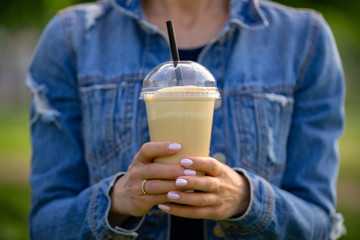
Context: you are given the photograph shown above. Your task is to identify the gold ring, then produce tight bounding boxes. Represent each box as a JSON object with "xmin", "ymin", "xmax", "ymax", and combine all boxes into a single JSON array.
[{"xmin": 141, "ymin": 179, "xmax": 148, "ymax": 195}]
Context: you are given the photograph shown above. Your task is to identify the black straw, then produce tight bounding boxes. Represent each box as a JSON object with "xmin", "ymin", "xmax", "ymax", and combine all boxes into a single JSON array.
[
  {"xmin": 166, "ymin": 20, "xmax": 182, "ymax": 84},
  {"xmin": 166, "ymin": 20, "xmax": 180, "ymax": 64}
]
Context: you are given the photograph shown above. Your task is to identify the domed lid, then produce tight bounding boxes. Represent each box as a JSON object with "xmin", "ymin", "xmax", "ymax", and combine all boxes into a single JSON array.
[{"xmin": 140, "ymin": 61, "xmax": 220, "ymax": 99}]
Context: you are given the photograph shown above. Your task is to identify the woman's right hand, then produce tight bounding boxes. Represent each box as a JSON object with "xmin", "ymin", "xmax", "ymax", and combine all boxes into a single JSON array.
[{"xmin": 109, "ymin": 142, "xmax": 187, "ymax": 226}]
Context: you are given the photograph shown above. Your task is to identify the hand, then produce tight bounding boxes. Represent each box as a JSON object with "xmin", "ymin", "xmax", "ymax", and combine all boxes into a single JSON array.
[
  {"xmin": 109, "ymin": 142, "xmax": 187, "ymax": 226},
  {"xmin": 157, "ymin": 157, "xmax": 250, "ymax": 220}
]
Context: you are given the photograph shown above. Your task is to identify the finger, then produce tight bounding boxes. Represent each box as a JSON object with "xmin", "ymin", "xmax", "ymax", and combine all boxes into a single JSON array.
[
  {"xmin": 180, "ymin": 157, "xmax": 223, "ymax": 177},
  {"xmin": 141, "ymin": 162, "xmax": 187, "ymax": 180},
  {"xmin": 175, "ymin": 176, "xmax": 219, "ymax": 192},
  {"xmin": 135, "ymin": 142, "xmax": 181, "ymax": 163},
  {"xmin": 142, "ymin": 179, "xmax": 177, "ymax": 194},
  {"xmin": 166, "ymin": 191, "xmax": 219, "ymax": 207},
  {"xmin": 158, "ymin": 203, "xmax": 222, "ymax": 220},
  {"xmin": 140, "ymin": 194, "xmax": 170, "ymax": 209},
  {"xmin": 111, "ymin": 176, "xmax": 170, "ymax": 216}
]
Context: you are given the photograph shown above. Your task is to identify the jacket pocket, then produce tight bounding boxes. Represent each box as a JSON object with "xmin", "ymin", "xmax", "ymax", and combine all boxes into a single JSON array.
[
  {"xmin": 228, "ymin": 91, "xmax": 294, "ymax": 184},
  {"xmin": 80, "ymin": 81, "xmax": 136, "ymax": 167}
]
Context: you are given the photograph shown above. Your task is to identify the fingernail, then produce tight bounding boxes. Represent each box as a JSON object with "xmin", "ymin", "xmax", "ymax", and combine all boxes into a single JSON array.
[
  {"xmin": 158, "ymin": 204, "xmax": 170, "ymax": 211},
  {"xmin": 184, "ymin": 169, "xmax": 196, "ymax": 176},
  {"xmin": 168, "ymin": 143, "xmax": 181, "ymax": 151},
  {"xmin": 168, "ymin": 191, "xmax": 180, "ymax": 200},
  {"xmin": 176, "ymin": 178, "xmax": 188, "ymax": 187},
  {"xmin": 180, "ymin": 158, "xmax": 193, "ymax": 167}
]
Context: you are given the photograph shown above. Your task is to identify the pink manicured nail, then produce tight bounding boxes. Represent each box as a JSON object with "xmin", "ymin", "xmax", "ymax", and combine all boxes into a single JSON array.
[
  {"xmin": 180, "ymin": 158, "xmax": 193, "ymax": 167},
  {"xmin": 168, "ymin": 143, "xmax": 181, "ymax": 151},
  {"xmin": 184, "ymin": 169, "xmax": 196, "ymax": 176},
  {"xmin": 168, "ymin": 191, "xmax": 180, "ymax": 200},
  {"xmin": 158, "ymin": 204, "xmax": 170, "ymax": 211},
  {"xmin": 176, "ymin": 179, "xmax": 188, "ymax": 187}
]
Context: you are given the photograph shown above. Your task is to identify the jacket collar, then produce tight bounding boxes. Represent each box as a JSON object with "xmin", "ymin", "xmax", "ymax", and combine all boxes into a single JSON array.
[
  {"xmin": 229, "ymin": 0, "xmax": 269, "ymax": 29},
  {"xmin": 111, "ymin": 0, "xmax": 269, "ymax": 30}
]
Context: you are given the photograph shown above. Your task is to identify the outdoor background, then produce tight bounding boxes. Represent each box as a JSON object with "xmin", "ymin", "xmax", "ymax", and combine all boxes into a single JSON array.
[{"xmin": 0, "ymin": 0, "xmax": 359, "ymax": 239}]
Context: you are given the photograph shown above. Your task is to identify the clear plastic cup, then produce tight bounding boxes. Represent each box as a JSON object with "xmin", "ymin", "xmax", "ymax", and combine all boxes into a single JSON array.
[{"xmin": 140, "ymin": 61, "xmax": 220, "ymax": 164}]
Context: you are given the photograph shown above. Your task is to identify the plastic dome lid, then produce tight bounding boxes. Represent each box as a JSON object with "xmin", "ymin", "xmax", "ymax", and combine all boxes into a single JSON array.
[{"xmin": 140, "ymin": 61, "xmax": 220, "ymax": 99}]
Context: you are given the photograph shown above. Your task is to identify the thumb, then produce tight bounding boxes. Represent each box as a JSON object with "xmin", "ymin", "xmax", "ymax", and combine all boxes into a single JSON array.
[{"xmin": 135, "ymin": 142, "xmax": 181, "ymax": 164}]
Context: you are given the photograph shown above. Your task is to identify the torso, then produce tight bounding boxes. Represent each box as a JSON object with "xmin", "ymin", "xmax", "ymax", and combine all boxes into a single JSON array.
[{"xmin": 62, "ymin": 0, "xmax": 323, "ymax": 237}]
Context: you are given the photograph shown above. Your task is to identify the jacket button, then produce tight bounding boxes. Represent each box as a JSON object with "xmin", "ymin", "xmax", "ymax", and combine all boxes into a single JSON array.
[
  {"xmin": 213, "ymin": 223, "xmax": 225, "ymax": 238},
  {"xmin": 212, "ymin": 152, "xmax": 227, "ymax": 164},
  {"xmin": 214, "ymin": 98, "xmax": 222, "ymax": 110}
]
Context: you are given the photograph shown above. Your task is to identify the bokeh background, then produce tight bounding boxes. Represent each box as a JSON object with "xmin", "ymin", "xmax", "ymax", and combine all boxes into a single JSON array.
[{"xmin": 0, "ymin": 0, "xmax": 359, "ymax": 239}]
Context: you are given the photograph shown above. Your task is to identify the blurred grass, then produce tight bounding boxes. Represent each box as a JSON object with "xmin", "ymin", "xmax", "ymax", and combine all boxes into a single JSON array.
[
  {"xmin": 0, "ymin": 109, "xmax": 30, "ymax": 185},
  {"xmin": 0, "ymin": 102, "xmax": 359, "ymax": 239},
  {"xmin": 0, "ymin": 184, "xmax": 30, "ymax": 240},
  {"xmin": 0, "ymin": 110, "xmax": 30, "ymax": 154}
]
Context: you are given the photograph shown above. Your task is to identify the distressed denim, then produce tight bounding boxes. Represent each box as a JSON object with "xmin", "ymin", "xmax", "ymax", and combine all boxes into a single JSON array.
[{"xmin": 26, "ymin": 0, "xmax": 346, "ymax": 239}]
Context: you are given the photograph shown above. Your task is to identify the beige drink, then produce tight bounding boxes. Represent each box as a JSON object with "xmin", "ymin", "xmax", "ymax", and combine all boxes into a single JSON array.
[
  {"xmin": 140, "ymin": 61, "xmax": 220, "ymax": 164},
  {"xmin": 144, "ymin": 86, "xmax": 217, "ymax": 163}
]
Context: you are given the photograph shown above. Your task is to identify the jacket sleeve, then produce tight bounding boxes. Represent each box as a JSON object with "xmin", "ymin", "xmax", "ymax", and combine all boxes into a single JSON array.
[
  {"xmin": 27, "ymin": 13, "xmax": 142, "ymax": 240},
  {"xmin": 217, "ymin": 14, "xmax": 345, "ymax": 240}
]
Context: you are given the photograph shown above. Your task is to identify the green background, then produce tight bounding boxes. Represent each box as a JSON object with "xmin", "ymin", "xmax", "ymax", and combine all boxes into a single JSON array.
[{"xmin": 0, "ymin": 0, "xmax": 359, "ymax": 239}]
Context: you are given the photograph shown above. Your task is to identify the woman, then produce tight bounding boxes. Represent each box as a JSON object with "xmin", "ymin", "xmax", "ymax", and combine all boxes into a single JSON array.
[{"xmin": 27, "ymin": 0, "xmax": 345, "ymax": 239}]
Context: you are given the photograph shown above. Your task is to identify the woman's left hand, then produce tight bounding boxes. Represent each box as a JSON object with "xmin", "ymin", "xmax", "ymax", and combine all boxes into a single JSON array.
[{"xmin": 157, "ymin": 157, "xmax": 250, "ymax": 220}]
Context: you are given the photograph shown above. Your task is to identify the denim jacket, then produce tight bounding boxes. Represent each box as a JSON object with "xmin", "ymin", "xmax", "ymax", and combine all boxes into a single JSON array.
[{"xmin": 26, "ymin": 0, "xmax": 346, "ymax": 239}]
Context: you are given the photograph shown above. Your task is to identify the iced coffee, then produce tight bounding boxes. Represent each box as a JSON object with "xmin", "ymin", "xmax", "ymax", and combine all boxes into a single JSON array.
[{"xmin": 140, "ymin": 61, "xmax": 220, "ymax": 164}]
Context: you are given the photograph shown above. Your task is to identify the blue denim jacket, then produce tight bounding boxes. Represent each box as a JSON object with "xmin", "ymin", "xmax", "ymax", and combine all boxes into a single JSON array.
[{"xmin": 26, "ymin": 0, "xmax": 346, "ymax": 239}]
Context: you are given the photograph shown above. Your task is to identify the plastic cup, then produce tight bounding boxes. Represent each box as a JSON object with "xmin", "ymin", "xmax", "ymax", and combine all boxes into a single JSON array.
[{"xmin": 140, "ymin": 61, "xmax": 220, "ymax": 164}]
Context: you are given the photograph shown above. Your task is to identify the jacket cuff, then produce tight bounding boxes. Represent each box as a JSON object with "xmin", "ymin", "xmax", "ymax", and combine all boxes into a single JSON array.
[
  {"xmin": 218, "ymin": 168, "xmax": 274, "ymax": 236},
  {"xmin": 88, "ymin": 172, "xmax": 145, "ymax": 240}
]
